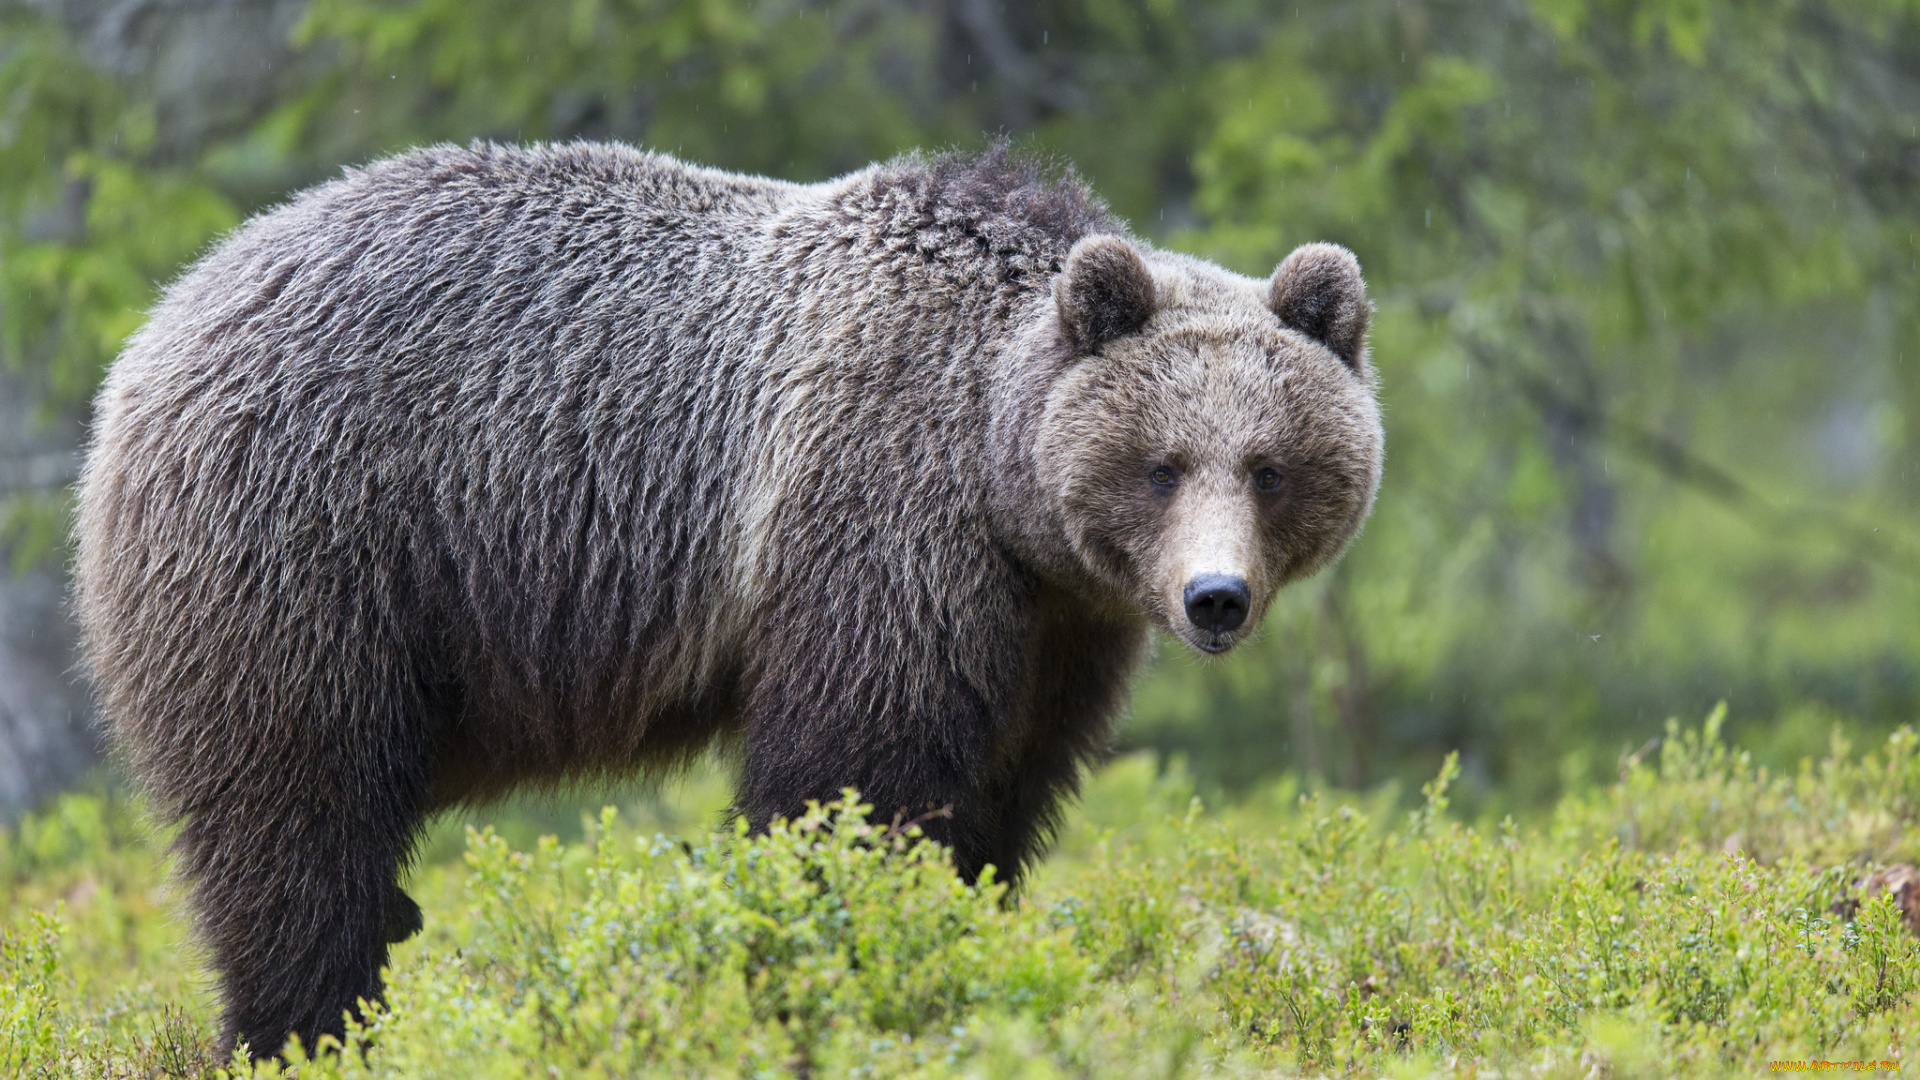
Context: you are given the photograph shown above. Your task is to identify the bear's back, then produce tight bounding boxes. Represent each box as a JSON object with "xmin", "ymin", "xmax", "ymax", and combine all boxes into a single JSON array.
[
  {"xmin": 135, "ymin": 141, "xmax": 795, "ymax": 365},
  {"xmin": 365, "ymin": 141, "xmax": 802, "ymax": 217}
]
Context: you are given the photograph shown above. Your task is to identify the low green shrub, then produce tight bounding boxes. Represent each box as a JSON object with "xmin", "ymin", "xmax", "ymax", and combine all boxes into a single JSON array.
[
  {"xmin": 305, "ymin": 800, "xmax": 1091, "ymax": 1077},
  {"xmin": 9, "ymin": 711, "xmax": 1920, "ymax": 1077}
]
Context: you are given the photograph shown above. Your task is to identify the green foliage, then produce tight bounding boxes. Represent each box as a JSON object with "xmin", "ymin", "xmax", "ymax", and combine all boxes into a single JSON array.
[
  {"xmin": 6, "ymin": 0, "xmax": 1920, "ymax": 801},
  {"xmin": 0, "ymin": 13, "xmax": 237, "ymax": 400},
  {"xmin": 0, "ymin": 790, "xmax": 224, "ymax": 1079},
  {"xmin": 11, "ymin": 4, "xmax": 1920, "ymax": 1069},
  {"xmin": 284, "ymin": 0, "xmax": 932, "ymax": 178},
  {"xmin": 1129, "ymin": 0, "xmax": 1920, "ymax": 802},
  {"xmin": 252, "ymin": 0, "xmax": 1225, "ymax": 203},
  {"xmin": 0, "ymin": 9, "xmax": 239, "ymax": 573},
  {"xmin": 13, "ymin": 721, "xmax": 1920, "ymax": 1075},
  {"xmin": 281, "ymin": 800, "xmax": 1087, "ymax": 1076},
  {"xmin": 1, "ymin": 912, "xmax": 63, "ymax": 1078}
]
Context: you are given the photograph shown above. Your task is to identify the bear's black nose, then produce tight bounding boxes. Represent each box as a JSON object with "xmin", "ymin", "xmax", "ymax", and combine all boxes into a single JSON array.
[{"xmin": 1183, "ymin": 574, "xmax": 1250, "ymax": 635}]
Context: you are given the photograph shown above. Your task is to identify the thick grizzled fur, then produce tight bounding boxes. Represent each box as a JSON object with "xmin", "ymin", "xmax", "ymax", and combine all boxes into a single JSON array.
[{"xmin": 73, "ymin": 141, "xmax": 1383, "ymax": 1057}]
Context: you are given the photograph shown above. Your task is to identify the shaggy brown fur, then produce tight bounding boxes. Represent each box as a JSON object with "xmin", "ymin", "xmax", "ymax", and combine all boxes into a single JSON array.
[{"xmin": 72, "ymin": 141, "xmax": 1383, "ymax": 1057}]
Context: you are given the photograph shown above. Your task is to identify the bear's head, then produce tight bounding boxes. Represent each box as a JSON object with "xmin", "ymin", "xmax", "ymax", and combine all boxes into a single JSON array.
[{"xmin": 1030, "ymin": 235, "xmax": 1383, "ymax": 655}]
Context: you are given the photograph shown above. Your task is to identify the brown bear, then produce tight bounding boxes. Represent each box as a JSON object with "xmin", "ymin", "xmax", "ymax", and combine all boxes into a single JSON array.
[{"xmin": 72, "ymin": 142, "xmax": 1383, "ymax": 1057}]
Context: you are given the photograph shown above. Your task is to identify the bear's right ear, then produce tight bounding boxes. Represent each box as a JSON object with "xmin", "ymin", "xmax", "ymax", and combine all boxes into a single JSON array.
[
  {"xmin": 1269, "ymin": 243, "xmax": 1370, "ymax": 371},
  {"xmin": 1055, "ymin": 235, "xmax": 1156, "ymax": 352}
]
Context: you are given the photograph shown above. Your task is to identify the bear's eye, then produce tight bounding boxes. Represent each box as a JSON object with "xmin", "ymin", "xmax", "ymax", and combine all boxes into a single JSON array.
[
  {"xmin": 1149, "ymin": 464, "xmax": 1181, "ymax": 490},
  {"xmin": 1255, "ymin": 467, "xmax": 1283, "ymax": 494}
]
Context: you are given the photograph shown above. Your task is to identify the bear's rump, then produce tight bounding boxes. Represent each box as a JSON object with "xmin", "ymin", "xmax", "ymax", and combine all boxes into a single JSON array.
[{"xmin": 79, "ymin": 315, "xmax": 755, "ymax": 818}]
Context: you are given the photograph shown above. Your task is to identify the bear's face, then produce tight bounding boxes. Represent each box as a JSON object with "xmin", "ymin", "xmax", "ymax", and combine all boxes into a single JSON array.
[{"xmin": 1035, "ymin": 237, "xmax": 1383, "ymax": 654}]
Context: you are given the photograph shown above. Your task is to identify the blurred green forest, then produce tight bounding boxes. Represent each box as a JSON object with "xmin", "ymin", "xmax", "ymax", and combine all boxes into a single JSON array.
[{"xmin": 4, "ymin": 0, "xmax": 1919, "ymax": 812}]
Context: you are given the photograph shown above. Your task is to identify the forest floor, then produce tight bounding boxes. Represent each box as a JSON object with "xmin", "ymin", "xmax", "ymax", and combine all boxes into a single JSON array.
[{"xmin": 6, "ymin": 707, "xmax": 1920, "ymax": 1078}]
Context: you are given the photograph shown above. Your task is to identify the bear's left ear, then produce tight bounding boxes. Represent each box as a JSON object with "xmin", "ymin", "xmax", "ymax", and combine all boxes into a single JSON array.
[
  {"xmin": 1056, "ymin": 234, "xmax": 1156, "ymax": 352},
  {"xmin": 1269, "ymin": 243, "xmax": 1370, "ymax": 371}
]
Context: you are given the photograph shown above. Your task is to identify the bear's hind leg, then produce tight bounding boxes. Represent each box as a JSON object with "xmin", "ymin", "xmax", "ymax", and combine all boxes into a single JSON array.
[
  {"xmin": 165, "ymin": 656, "xmax": 433, "ymax": 1061},
  {"xmin": 184, "ymin": 764, "xmax": 427, "ymax": 1059},
  {"xmin": 181, "ymin": 760, "xmax": 427, "ymax": 1060}
]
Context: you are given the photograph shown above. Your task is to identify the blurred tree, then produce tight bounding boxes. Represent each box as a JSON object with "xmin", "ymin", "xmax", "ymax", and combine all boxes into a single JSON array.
[
  {"xmin": 1129, "ymin": 0, "xmax": 1920, "ymax": 807},
  {"xmin": 2, "ymin": 0, "xmax": 1917, "ymax": 816},
  {"xmin": 0, "ymin": 3, "xmax": 254, "ymax": 817}
]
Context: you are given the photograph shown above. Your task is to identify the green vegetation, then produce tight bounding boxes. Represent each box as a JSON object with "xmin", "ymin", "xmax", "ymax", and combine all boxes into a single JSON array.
[
  {"xmin": 6, "ymin": 4, "xmax": 1920, "ymax": 1068},
  {"xmin": 10, "ymin": 714, "xmax": 1920, "ymax": 1076}
]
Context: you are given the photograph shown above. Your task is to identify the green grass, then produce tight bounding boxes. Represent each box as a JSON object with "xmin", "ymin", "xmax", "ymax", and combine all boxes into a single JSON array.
[{"xmin": 8, "ymin": 707, "xmax": 1920, "ymax": 1077}]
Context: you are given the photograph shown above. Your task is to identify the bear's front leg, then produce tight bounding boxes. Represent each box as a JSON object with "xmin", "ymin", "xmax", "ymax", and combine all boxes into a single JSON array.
[
  {"xmin": 737, "ymin": 553, "xmax": 1029, "ymax": 882},
  {"xmin": 975, "ymin": 604, "xmax": 1149, "ymax": 883}
]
